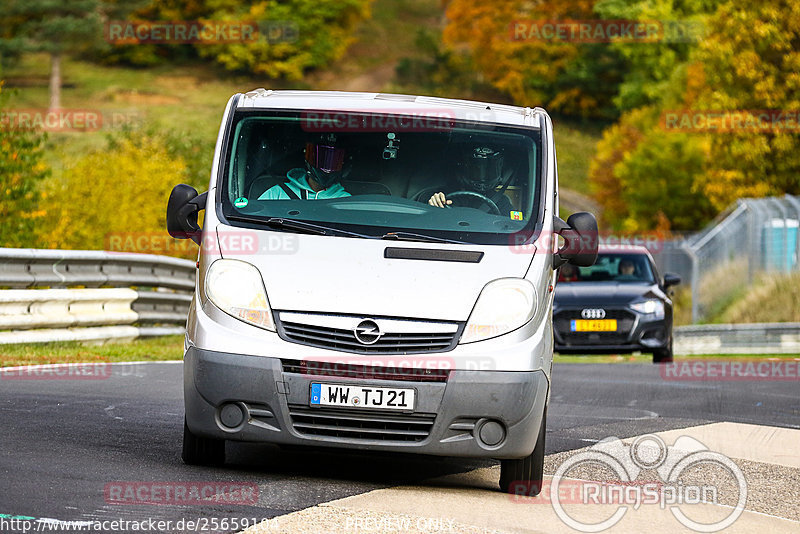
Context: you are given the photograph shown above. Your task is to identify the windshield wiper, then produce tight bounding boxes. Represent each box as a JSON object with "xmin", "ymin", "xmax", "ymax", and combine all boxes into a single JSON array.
[
  {"xmin": 227, "ymin": 215, "xmax": 371, "ymax": 239},
  {"xmin": 380, "ymin": 231, "xmax": 466, "ymax": 244}
]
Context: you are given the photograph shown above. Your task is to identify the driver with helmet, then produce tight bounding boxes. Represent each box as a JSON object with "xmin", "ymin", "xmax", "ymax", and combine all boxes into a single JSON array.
[
  {"xmin": 427, "ymin": 146, "xmax": 514, "ymax": 215},
  {"xmin": 259, "ymin": 133, "xmax": 351, "ymax": 200}
]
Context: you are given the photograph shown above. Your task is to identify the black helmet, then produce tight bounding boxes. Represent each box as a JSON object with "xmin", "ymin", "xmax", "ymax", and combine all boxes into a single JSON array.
[
  {"xmin": 304, "ymin": 134, "xmax": 349, "ymax": 189},
  {"xmin": 457, "ymin": 147, "xmax": 503, "ymax": 193}
]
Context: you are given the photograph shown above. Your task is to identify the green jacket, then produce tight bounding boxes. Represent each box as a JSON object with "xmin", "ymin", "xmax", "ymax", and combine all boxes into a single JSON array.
[{"xmin": 258, "ymin": 168, "xmax": 350, "ymax": 200}]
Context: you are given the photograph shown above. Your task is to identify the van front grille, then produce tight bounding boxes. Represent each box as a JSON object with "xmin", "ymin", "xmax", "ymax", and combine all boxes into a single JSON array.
[
  {"xmin": 275, "ymin": 312, "xmax": 461, "ymax": 354},
  {"xmin": 288, "ymin": 405, "xmax": 436, "ymax": 442}
]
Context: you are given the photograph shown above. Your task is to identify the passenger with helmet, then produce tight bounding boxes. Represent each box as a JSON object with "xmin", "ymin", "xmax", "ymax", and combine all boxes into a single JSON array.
[
  {"xmin": 427, "ymin": 146, "xmax": 514, "ymax": 216},
  {"xmin": 258, "ymin": 134, "xmax": 351, "ymax": 200}
]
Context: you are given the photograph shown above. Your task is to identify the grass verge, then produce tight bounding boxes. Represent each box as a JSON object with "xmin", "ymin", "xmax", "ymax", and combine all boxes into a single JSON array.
[{"xmin": 0, "ymin": 335, "xmax": 184, "ymax": 367}]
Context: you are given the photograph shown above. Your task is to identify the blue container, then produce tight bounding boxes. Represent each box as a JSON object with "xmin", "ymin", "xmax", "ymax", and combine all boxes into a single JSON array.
[{"xmin": 762, "ymin": 219, "xmax": 799, "ymax": 271}]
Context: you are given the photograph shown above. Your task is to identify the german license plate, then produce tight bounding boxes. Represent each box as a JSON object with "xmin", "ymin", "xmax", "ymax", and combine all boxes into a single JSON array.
[
  {"xmin": 310, "ymin": 383, "xmax": 415, "ymax": 410},
  {"xmin": 570, "ymin": 319, "xmax": 618, "ymax": 332}
]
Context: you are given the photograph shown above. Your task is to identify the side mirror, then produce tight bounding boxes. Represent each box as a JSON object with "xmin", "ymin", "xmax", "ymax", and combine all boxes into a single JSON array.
[
  {"xmin": 167, "ymin": 184, "xmax": 207, "ymax": 245},
  {"xmin": 553, "ymin": 212, "xmax": 599, "ymax": 268},
  {"xmin": 663, "ymin": 273, "xmax": 681, "ymax": 288}
]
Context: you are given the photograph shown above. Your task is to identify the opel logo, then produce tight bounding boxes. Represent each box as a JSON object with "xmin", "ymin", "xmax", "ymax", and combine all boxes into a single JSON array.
[
  {"xmin": 581, "ymin": 308, "xmax": 606, "ymax": 319},
  {"xmin": 354, "ymin": 319, "xmax": 382, "ymax": 345}
]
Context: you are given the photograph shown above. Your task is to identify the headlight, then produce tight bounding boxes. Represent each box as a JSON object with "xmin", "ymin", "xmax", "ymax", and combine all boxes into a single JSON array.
[
  {"xmin": 460, "ymin": 278, "xmax": 536, "ymax": 344},
  {"xmin": 205, "ymin": 259, "xmax": 275, "ymax": 331},
  {"xmin": 630, "ymin": 299, "xmax": 664, "ymax": 318}
]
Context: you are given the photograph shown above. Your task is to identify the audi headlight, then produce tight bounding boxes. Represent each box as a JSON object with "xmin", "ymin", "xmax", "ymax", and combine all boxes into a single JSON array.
[
  {"xmin": 461, "ymin": 278, "xmax": 536, "ymax": 344},
  {"xmin": 630, "ymin": 299, "xmax": 664, "ymax": 318},
  {"xmin": 205, "ymin": 259, "xmax": 275, "ymax": 331}
]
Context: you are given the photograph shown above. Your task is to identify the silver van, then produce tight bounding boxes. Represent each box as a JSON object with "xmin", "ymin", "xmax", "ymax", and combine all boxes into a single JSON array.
[{"xmin": 167, "ymin": 89, "xmax": 597, "ymax": 494}]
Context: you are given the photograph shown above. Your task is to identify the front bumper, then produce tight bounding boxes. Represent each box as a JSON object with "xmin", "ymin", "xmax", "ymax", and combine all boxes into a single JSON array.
[
  {"xmin": 553, "ymin": 307, "xmax": 670, "ymax": 354},
  {"xmin": 184, "ymin": 347, "xmax": 548, "ymax": 459}
]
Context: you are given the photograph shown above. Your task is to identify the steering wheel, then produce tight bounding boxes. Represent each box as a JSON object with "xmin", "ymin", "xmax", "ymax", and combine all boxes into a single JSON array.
[{"xmin": 446, "ymin": 191, "xmax": 501, "ymax": 215}]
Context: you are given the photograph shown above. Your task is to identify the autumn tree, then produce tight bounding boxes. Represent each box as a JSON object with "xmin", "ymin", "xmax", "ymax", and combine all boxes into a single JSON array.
[
  {"xmin": 0, "ymin": 1, "xmax": 104, "ymax": 110},
  {"xmin": 0, "ymin": 84, "xmax": 50, "ymax": 247},
  {"xmin": 689, "ymin": 0, "xmax": 800, "ymax": 210},
  {"xmin": 442, "ymin": 0, "xmax": 625, "ymax": 118}
]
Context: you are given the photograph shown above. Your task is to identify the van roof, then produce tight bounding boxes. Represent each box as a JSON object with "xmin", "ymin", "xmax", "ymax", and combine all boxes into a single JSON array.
[{"xmin": 236, "ymin": 89, "xmax": 546, "ymax": 128}]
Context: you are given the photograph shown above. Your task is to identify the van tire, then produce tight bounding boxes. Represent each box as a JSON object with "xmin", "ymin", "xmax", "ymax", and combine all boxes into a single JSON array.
[
  {"xmin": 652, "ymin": 339, "xmax": 673, "ymax": 363},
  {"xmin": 182, "ymin": 418, "xmax": 225, "ymax": 466},
  {"xmin": 499, "ymin": 408, "xmax": 546, "ymax": 496}
]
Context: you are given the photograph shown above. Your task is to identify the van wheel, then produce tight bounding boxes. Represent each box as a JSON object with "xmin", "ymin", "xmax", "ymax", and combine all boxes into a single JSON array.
[
  {"xmin": 499, "ymin": 408, "xmax": 546, "ymax": 496},
  {"xmin": 652, "ymin": 339, "xmax": 673, "ymax": 363},
  {"xmin": 182, "ymin": 419, "xmax": 225, "ymax": 466}
]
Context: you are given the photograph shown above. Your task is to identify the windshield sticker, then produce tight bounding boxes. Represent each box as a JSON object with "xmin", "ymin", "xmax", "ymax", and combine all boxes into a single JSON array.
[
  {"xmin": 234, "ymin": 197, "xmax": 249, "ymax": 208},
  {"xmin": 510, "ymin": 211, "xmax": 523, "ymax": 220}
]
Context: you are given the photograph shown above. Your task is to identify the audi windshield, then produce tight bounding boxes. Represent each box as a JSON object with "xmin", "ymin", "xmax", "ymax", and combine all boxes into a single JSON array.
[
  {"xmin": 219, "ymin": 111, "xmax": 542, "ymax": 245},
  {"xmin": 558, "ymin": 252, "xmax": 656, "ymax": 284}
]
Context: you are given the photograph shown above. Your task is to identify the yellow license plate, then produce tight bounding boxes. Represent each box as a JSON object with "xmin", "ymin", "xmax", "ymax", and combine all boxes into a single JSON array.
[{"xmin": 571, "ymin": 319, "xmax": 617, "ymax": 332}]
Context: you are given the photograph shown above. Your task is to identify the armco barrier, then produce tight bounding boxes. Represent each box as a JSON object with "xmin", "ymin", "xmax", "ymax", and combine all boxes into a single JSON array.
[
  {"xmin": 675, "ymin": 323, "xmax": 800, "ymax": 355},
  {"xmin": 0, "ymin": 248, "xmax": 195, "ymax": 345},
  {"xmin": 3, "ymin": 248, "xmax": 798, "ymax": 353}
]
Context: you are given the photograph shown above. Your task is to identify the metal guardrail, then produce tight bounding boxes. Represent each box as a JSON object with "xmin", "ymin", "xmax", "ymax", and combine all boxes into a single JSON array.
[
  {"xmin": 2, "ymin": 248, "xmax": 797, "ymax": 353},
  {"xmin": 0, "ymin": 248, "xmax": 195, "ymax": 290},
  {"xmin": 0, "ymin": 248, "xmax": 195, "ymax": 345},
  {"xmin": 675, "ymin": 323, "xmax": 800, "ymax": 355}
]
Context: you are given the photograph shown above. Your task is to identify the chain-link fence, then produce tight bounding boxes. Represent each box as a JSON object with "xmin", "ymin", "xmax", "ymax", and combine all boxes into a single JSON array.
[{"xmin": 652, "ymin": 194, "xmax": 800, "ymax": 323}]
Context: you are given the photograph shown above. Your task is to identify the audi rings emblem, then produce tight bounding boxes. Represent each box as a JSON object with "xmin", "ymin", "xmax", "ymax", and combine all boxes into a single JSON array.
[
  {"xmin": 354, "ymin": 319, "xmax": 382, "ymax": 345},
  {"xmin": 581, "ymin": 308, "xmax": 606, "ymax": 319}
]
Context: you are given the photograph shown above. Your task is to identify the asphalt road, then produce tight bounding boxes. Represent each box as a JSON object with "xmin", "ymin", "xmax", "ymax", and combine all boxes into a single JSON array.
[{"xmin": 0, "ymin": 361, "xmax": 797, "ymax": 533}]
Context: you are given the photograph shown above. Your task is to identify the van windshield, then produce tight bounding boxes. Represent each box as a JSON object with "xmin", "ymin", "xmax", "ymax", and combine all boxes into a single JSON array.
[{"xmin": 219, "ymin": 110, "xmax": 542, "ymax": 245}]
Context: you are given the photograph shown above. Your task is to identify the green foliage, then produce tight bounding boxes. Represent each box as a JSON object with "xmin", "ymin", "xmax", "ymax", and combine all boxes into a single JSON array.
[
  {"xmin": 689, "ymin": 0, "xmax": 800, "ymax": 210},
  {"xmin": 37, "ymin": 131, "xmax": 187, "ymax": 251},
  {"xmin": 594, "ymin": 0, "xmax": 722, "ymax": 112},
  {"xmin": 0, "ymin": 0, "xmax": 104, "ymax": 57},
  {"xmin": 98, "ymin": 0, "xmax": 374, "ymax": 78},
  {"xmin": 198, "ymin": 0, "xmax": 373, "ymax": 79},
  {"xmin": 589, "ymin": 104, "xmax": 716, "ymax": 232},
  {"xmin": 108, "ymin": 123, "xmax": 213, "ymax": 191},
  {"xmin": 0, "ymin": 84, "xmax": 51, "ymax": 248},
  {"xmin": 394, "ymin": 29, "xmax": 492, "ymax": 98}
]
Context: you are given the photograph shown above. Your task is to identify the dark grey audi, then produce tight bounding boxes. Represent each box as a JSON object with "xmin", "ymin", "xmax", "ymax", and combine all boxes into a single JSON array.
[{"xmin": 553, "ymin": 245, "xmax": 680, "ymax": 363}]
